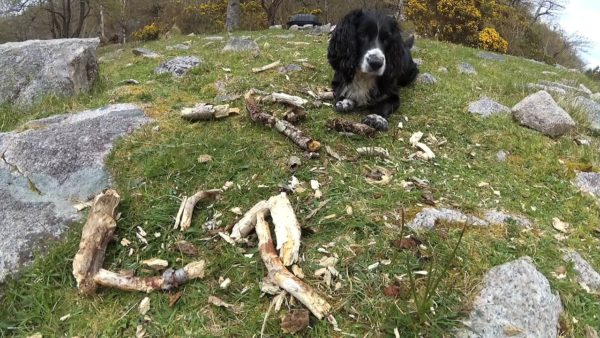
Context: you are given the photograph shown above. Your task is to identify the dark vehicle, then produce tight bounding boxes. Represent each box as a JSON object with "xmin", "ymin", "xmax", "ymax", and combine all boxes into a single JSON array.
[{"xmin": 287, "ymin": 13, "xmax": 321, "ymax": 28}]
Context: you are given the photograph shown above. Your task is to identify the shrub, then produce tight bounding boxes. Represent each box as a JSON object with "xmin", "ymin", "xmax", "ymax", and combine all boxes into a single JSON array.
[
  {"xmin": 406, "ymin": 0, "xmax": 488, "ymax": 45},
  {"xmin": 478, "ymin": 27, "xmax": 508, "ymax": 53},
  {"xmin": 133, "ymin": 23, "xmax": 160, "ymax": 41}
]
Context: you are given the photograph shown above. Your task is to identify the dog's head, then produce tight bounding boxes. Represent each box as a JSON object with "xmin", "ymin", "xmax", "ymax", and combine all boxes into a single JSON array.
[{"xmin": 328, "ymin": 10, "xmax": 417, "ymax": 83}]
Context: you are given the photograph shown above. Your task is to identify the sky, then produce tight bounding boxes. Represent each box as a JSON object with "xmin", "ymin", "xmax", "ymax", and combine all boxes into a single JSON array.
[{"xmin": 558, "ymin": 0, "xmax": 600, "ymax": 69}]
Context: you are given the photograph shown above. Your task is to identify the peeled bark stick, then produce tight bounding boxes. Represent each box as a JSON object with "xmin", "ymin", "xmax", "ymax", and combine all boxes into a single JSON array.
[
  {"xmin": 327, "ymin": 119, "xmax": 377, "ymax": 137},
  {"xmin": 175, "ymin": 189, "xmax": 221, "ymax": 231},
  {"xmin": 230, "ymin": 200, "xmax": 269, "ymax": 241},
  {"xmin": 93, "ymin": 261, "xmax": 205, "ymax": 293},
  {"xmin": 318, "ymin": 91, "xmax": 334, "ymax": 101},
  {"xmin": 72, "ymin": 189, "xmax": 121, "ymax": 295},
  {"xmin": 252, "ymin": 60, "xmax": 281, "ymax": 73},
  {"xmin": 356, "ymin": 146, "xmax": 391, "ymax": 160},
  {"xmin": 245, "ymin": 90, "xmax": 321, "ymax": 152},
  {"xmin": 181, "ymin": 103, "xmax": 238, "ymax": 122},
  {"xmin": 269, "ymin": 92, "xmax": 308, "ymax": 108},
  {"xmin": 255, "ymin": 211, "xmax": 332, "ymax": 319},
  {"xmin": 268, "ymin": 193, "xmax": 301, "ymax": 266}
]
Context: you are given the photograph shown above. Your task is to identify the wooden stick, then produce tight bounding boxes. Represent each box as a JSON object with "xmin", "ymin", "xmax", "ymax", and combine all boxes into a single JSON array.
[
  {"xmin": 72, "ymin": 189, "xmax": 121, "ymax": 295},
  {"xmin": 255, "ymin": 210, "xmax": 331, "ymax": 319},
  {"xmin": 318, "ymin": 91, "xmax": 334, "ymax": 101},
  {"xmin": 327, "ymin": 119, "xmax": 377, "ymax": 137},
  {"xmin": 245, "ymin": 90, "xmax": 320, "ymax": 152},
  {"xmin": 93, "ymin": 261, "xmax": 205, "ymax": 293},
  {"xmin": 356, "ymin": 146, "xmax": 391, "ymax": 160},
  {"xmin": 230, "ymin": 200, "xmax": 269, "ymax": 241},
  {"xmin": 174, "ymin": 189, "xmax": 221, "ymax": 232},
  {"xmin": 268, "ymin": 193, "xmax": 301, "ymax": 266},
  {"xmin": 181, "ymin": 103, "xmax": 239, "ymax": 122},
  {"xmin": 269, "ymin": 93, "xmax": 308, "ymax": 108},
  {"xmin": 252, "ymin": 60, "xmax": 281, "ymax": 73}
]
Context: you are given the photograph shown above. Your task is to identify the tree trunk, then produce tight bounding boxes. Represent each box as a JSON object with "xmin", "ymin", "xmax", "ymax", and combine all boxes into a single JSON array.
[
  {"xmin": 72, "ymin": 0, "xmax": 88, "ymax": 37},
  {"xmin": 225, "ymin": 0, "xmax": 240, "ymax": 32},
  {"xmin": 120, "ymin": 0, "xmax": 127, "ymax": 44},
  {"xmin": 99, "ymin": 4, "xmax": 105, "ymax": 41}
]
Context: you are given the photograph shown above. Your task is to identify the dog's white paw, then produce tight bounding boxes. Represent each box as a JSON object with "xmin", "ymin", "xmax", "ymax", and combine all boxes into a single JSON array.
[
  {"xmin": 335, "ymin": 99, "xmax": 356, "ymax": 112},
  {"xmin": 362, "ymin": 114, "xmax": 389, "ymax": 131}
]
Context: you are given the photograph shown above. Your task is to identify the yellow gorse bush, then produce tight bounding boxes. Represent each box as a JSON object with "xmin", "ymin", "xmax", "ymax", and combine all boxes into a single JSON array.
[
  {"xmin": 133, "ymin": 23, "xmax": 160, "ymax": 41},
  {"xmin": 478, "ymin": 27, "xmax": 508, "ymax": 53}
]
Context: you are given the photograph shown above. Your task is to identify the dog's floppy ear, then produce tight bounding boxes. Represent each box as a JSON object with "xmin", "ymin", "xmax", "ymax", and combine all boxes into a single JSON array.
[{"xmin": 328, "ymin": 9, "xmax": 363, "ymax": 78}]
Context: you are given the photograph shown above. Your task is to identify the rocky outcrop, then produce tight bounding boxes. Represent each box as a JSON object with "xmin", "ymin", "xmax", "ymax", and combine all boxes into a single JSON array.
[
  {"xmin": 0, "ymin": 38, "xmax": 99, "ymax": 106},
  {"xmin": 0, "ymin": 104, "xmax": 151, "ymax": 282}
]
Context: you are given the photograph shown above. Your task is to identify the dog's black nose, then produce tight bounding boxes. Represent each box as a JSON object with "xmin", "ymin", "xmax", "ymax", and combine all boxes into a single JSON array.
[{"xmin": 368, "ymin": 58, "xmax": 383, "ymax": 71}]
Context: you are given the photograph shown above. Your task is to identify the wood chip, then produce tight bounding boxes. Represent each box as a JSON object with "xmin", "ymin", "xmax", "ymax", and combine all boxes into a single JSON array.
[
  {"xmin": 139, "ymin": 297, "xmax": 150, "ymax": 315},
  {"xmin": 140, "ymin": 258, "xmax": 169, "ymax": 270},
  {"xmin": 167, "ymin": 292, "xmax": 182, "ymax": 307},
  {"xmin": 208, "ymin": 295, "xmax": 235, "ymax": 309},
  {"xmin": 281, "ymin": 309, "xmax": 310, "ymax": 334},
  {"xmin": 172, "ymin": 240, "xmax": 199, "ymax": 256},
  {"xmin": 552, "ymin": 217, "xmax": 570, "ymax": 233}
]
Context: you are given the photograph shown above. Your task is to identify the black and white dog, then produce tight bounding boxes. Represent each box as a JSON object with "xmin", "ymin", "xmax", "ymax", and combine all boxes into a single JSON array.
[{"xmin": 327, "ymin": 9, "xmax": 419, "ymax": 131}]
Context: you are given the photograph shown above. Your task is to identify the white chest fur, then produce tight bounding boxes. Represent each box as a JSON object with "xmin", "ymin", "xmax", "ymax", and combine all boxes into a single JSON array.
[{"xmin": 340, "ymin": 72, "xmax": 378, "ymax": 107}]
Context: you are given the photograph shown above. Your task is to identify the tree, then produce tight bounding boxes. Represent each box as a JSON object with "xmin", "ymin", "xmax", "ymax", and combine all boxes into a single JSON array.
[
  {"xmin": 260, "ymin": 0, "xmax": 283, "ymax": 26},
  {"xmin": 531, "ymin": 0, "xmax": 566, "ymax": 22},
  {"xmin": 225, "ymin": 0, "xmax": 239, "ymax": 31}
]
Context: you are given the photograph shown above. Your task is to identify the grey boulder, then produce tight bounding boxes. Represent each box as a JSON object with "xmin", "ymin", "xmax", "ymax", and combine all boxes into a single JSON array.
[
  {"xmin": 154, "ymin": 56, "xmax": 202, "ymax": 77},
  {"xmin": 222, "ymin": 37, "xmax": 259, "ymax": 54},
  {"xmin": 456, "ymin": 257, "xmax": 562, "ymax": 338},
  {"xmin": 563, "ymin": 251, "xmax": 600, "ymax": 294},
  {"xmin": 573, "ymin": 96, "xmax": 600, "ymax": 131},
  {"xmin": 468, "ymin": 97, "xmax": 510, "ymax": 117},
  {"xmin": 0, "ymin": 104, "xmax": 151, "ymax": 282},
  {"xmin": 512, "ymin": 90, "xmax": 575, "ymax": 137},
  {"xmin": 477, "ymin": 51, "xmax": 505, "ymax": 61},
  {"xmin": 0, "ymin": 38, "xmax": 99, "ymax": 106}
]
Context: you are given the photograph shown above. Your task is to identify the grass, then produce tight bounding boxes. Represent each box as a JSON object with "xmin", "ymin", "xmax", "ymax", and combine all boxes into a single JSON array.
[{"xmin": 1, "ymin": 30, "xmax": 600, "ymax": 337}]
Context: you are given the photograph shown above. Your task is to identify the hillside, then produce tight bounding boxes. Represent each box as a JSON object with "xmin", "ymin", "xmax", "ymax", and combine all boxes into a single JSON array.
[{"xmin": 1, "ymin": 28, "xmax": 600, "ymax": 337}]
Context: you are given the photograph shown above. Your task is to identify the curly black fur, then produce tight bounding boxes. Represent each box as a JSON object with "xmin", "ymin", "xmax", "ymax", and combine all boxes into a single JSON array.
[{"xmin": 327, "ymin": 9, "xmax": 418, "ymax": 130}]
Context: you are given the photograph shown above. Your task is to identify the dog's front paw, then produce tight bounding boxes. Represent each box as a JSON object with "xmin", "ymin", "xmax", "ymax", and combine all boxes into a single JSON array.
[
  {"xmin": 335, "ymin": 99, "xmax": 356, "ymax": 112},
  {"xmin": 362, "ymin": 114, "xmax": 389, "ymax": 131}
]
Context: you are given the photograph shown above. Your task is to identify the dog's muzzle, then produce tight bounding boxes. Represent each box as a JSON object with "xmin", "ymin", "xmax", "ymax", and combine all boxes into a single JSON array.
[{"xmin": 361, "ymin": 49, "xmax": 386, "ymax": 75}]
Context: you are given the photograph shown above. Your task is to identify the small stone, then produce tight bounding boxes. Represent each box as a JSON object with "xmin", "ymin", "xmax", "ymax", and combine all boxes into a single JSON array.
[
  {"xmin": 132, "ymin": 48, "xmax": 161, "ymax": 59},
  {"xmin": 204, "ymin": 36, "xmax": 224, "ymax": 41},
  {"xmin": 496, "ymin": 150, "xmax": 508, "ymax": 162},
  {"xmin": 289, "ymin": 25, "xmax": 300, "ymax": 30},
  {"xmin": 437, "ymin": 67, "xmax": 448, "ymax": 73},
  {"xmin": 457, "ymin": 62, "xmax": 477, "ymax": 75},
  {"xmin": 406, "ymin": 207, "xmax": 487, "ymax": 231},
  {"xmin": 455, "ymin": 257, "xmax": 562, "ymax": 338},
  {"xmin": 222, "ymin": 37, "xmax": 259, "ymax": 54},
  {"xmin": 166, "ymin": 44, "xmax": 190, "ymax": 51},
  {"xmin": 512, "ymin": 90, "xmax": 575, "ymax": 138},
  {"xmin": 574, "ymin": 172, "xmax": 600, "ymax": 200},
  {"xmin": 154, "ymin": 56, "xmax": 202, "ymax": 77},
  {"xmin": 269, "ymin": 25, "xmax": 283, "ymax": 29},
  {"xmin": 468, "ymin": 97, "xmax": 510, "ymax": 117},
  {"xmin": 416, "ymin": 73, "xmax": 437, "ymax": 85},
  {"xmin": 482, "ymin": 210, "xmax": 531, "ymax": 228},
  {"xmin": 573, "ymin": 96, "xmax": 600, "ymax": 131},
  {"xmin": 563, "ymin": 251, "xmax": 600, "ymax": 293},
  {"xmin": 278, "ymin": 64, "xmax": 302, "ymax": 74},
  {"xmin": 477, "ymin": 51, "xmax": 505, "ymax": 61},
  {"xmin": 413, "ymin": 58, "xmax": 423, "ymax": 66}
]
